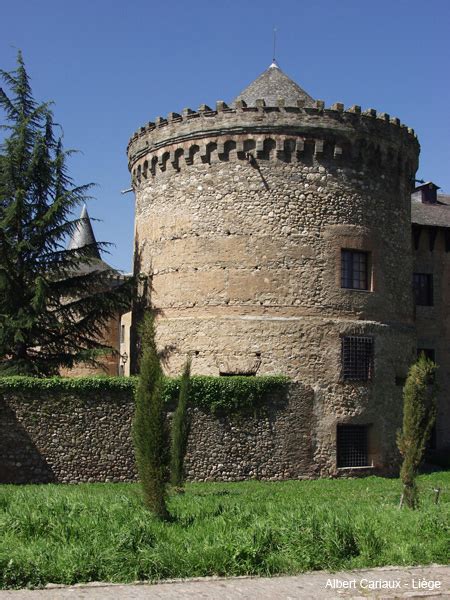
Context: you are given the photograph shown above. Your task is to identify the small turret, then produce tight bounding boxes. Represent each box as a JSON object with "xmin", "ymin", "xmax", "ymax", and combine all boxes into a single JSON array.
[{"xmin": 67, "ymin": 205, "xmax": 101, "ymax": 259}]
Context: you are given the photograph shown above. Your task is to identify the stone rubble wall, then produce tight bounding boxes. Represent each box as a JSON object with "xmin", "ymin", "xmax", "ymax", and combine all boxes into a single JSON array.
[{"xmin": 0, "ymin": 383, "xmax": 319, "ymax": 484}]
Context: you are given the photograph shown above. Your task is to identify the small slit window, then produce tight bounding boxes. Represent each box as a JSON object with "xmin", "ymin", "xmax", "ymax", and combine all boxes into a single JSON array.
[
  {"xmin": 341, "ymin": 336, "xmax": 374, "ymax": 381},
  {"xmin": 413, "ymin": 273, "xmax": 433, "ymax": 306},
  {"xmin": 219, "ymin": 372, "xmax": 255, "ymax": 377},
  {"xmin": 337, "ymin": 424, "xmax": 369, "ymax": 468},
  {"xmin": 341, "ymin": 250, "xmax": 369, "ymax": 290},
  {"xmin": 426, "ymin": 423, "xmax": 437, "ymax": 451}
]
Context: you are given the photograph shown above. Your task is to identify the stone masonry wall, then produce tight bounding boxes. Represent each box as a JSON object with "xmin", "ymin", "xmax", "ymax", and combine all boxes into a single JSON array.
[{"xmin": 0, "ymin": 383, "xmax": 318, "ymax": 484}]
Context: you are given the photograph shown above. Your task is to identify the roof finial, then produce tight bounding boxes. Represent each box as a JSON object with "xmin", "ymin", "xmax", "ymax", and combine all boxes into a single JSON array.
[
  {"xmin": 269, "ymin": 27, "xmax": 279, "ymax": 69},
  {"xmin": 273, "ymin": 27, "xmax": 277, "ymax": 63}
]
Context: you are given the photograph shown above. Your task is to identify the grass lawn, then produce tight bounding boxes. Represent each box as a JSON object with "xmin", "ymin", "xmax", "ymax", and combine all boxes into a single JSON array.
[{"xmin": 1, "ymin": 473, "xmax": 449, "ymax": 589}]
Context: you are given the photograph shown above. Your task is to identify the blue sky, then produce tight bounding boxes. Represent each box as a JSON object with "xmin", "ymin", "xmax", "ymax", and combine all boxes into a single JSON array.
[{"xmin": 1, "ymin": 0, "xmax": 449, "ymax": 272}]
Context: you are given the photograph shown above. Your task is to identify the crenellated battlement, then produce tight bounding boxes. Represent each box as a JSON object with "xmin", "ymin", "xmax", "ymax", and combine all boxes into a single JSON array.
[
  {"xmin": 127, "ymin": 98, "xmax": 419, "ymax": 184},
  {"xmin": 128, "ymin": 99, "xmax": 416, "ymax": 151}
]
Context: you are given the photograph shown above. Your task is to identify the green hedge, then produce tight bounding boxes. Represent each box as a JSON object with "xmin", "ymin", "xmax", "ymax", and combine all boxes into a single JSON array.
[
  {"xmin": 0, "ymin": 375, "xmax": 288, "ymax": 414},
  {"xmin": 0, "ymin": 376, "xmax": 137, "ymax": 393}
]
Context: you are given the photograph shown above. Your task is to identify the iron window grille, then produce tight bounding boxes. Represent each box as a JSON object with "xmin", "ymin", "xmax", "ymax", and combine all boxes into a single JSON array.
[
  {"xmin": 413, "ymin": 273, "xmax": 433, "ymax": 306},
  {"xmin": 341, "ymin": 249, "xmax": 369, "ymax": 290},
  {"xmin": 341, "ymin": 336, "xmax": 374, "ymax": 381},
  {"xmin": 337, "ymin": 424, "xmax": 370, "ymax": 468}
]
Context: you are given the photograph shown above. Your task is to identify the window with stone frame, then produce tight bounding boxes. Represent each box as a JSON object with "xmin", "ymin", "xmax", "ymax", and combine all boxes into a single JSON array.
[
  {"xmin": 341, "ymin": 336, "xmax": 374, "ymax": 381},
  {"xmin": 337, "ymin": 424, "xmax": 370, "ymax": 468},
  {"xmin": 413, "ymin": 273, "xmax": 433, "ymax": 306},
  {"xmin": 341, "ymin": 249, "xmax": 370, "ymax": 290}
]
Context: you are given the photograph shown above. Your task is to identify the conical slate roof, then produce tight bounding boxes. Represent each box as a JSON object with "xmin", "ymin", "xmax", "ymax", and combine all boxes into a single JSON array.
[
  {"xmin": 66, "ymin": 206, "xmax": 120, "ymax": 277},
  {"xmin": 233, "ymin": 61, "xmax": 315, "ymax": 108},
  {"xmin": 67, "ymin": 205, "xmax": 101, "ymax": 260}
]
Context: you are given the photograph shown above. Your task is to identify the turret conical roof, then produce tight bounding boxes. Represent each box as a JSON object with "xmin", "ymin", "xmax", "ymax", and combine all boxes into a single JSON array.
[
  {"xmin": 233, "ymin": 61, "xmax": 315, "ymax": 108},
  {"xmin": 67, "ymin": 205, "xmax": 101, "ymax": 259}
]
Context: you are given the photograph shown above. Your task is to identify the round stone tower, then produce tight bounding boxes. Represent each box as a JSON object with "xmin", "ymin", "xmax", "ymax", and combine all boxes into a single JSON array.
[{"xmin": 128, "ymin": 62, "xmax": 420, "ymax": 475}]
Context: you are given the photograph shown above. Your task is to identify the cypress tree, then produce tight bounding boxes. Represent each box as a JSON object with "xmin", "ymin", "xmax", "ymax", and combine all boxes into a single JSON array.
[
  {"xmin": 0, "ymin": 52, "xmax": 132, "ymax": 375},
  {"xmin": 397, "ymin": 353, "xmax": 437, "ymax": 509},
  {"xmin": 132, "ymin": 312, "xmax": 169, "ymax": 519},
  {"xmin": 170, "ymin": 355, "xmax": 192, "ymax": 488}
]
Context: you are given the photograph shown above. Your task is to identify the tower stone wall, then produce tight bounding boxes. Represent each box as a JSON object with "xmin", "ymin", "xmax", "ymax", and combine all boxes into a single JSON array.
[{"xmin": 128, "ymin": 71, "xmax": 420, "ymax": 476}]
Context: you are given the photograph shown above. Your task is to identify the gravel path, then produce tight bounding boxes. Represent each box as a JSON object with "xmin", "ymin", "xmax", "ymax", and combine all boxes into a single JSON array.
[{"xmin": 0, "ymin": 565, "xmax": 448, "ymax": 599}]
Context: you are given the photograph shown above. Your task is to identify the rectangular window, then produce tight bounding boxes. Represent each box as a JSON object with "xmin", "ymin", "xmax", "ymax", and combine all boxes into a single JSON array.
[
  {"xmin": 341, "ymin": 250, "xmax": 369, "ymax": 290},
  {"xmin": 337, "ymin": 424, "xmax": 370, "ymax": 467},
  {"xmin": 341, "ymin": 336, "xmax": 374, "ymax": 381},
  {"xmin": 120, "ymin": 324, "xmax": 125, "ymax": 343},
  {"xmin": 413, "ymin": 273, "xmax": 433, "ymax": 306}
]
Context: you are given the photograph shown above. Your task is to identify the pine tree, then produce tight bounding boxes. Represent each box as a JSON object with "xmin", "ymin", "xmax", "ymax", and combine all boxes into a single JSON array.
[
  {"xmin": 397, "ymin": 353, "xmax": 437, "ymax": 509},
  {"xmin": 0, "ymin": 52, "xmax": 132, "ymax": 375},
  {"xmin": 132, "ymin": 312, "xmax": 169, "ymax": 519},
  {"xmin": 170, "ymin": 355, "xmax": 192, "ymax": 488}
]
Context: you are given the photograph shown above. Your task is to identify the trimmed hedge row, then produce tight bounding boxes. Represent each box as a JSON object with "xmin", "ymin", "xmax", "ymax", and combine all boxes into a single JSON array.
[{"xmin": 0, "ymin": 375, "xmax": 289, "ymax": 414}]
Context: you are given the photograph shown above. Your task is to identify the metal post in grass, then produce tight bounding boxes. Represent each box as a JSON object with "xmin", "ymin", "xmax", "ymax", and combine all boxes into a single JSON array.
[
  {"xmin": 397, "ymin": 353, "xmax": 437, "ymax": 510},
  {"xmin": 132, "ymin": 311, "xmax": 169, "ymax": 520},
  {"xmin": 434, "ymin": 487, "xmax": 441, "ymax": 505}
]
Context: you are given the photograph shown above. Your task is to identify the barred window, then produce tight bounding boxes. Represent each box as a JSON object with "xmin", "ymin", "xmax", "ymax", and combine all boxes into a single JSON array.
[
  {"xmin": 337, "ymin": 424, "xmax": 370, "ymax": 468},
  {"xmin": 341, "ymin": 250, "xmax": 369, "ymax": 290},
  {"xmin": 413, "ymin": 273, "xmax": 433, "ymax": 306},
  {"xmin": 341, "ymin": 336, "xmax": 374, "ymax": 381}
]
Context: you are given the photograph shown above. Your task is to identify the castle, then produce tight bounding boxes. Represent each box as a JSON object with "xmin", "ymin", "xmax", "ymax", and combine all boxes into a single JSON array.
[{"xmin": 123, "ymin": 62, "xmax": 448, "ymax": 475}]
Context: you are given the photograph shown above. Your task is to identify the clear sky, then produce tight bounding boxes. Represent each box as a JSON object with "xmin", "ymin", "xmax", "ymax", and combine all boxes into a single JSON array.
[{"xmin": 1, "ymin": 0, "xmax": 449, "ymax": 272}]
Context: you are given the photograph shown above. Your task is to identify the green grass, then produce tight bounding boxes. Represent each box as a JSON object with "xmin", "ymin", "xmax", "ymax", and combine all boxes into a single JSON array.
[{"xmin": 1, "ymin": 473, "xmax": 449, "ymax": 589}]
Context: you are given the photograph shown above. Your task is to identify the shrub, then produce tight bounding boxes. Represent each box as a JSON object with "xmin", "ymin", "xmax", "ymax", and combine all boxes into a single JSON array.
[
  {"xmin": 397, "ymin": 354, "xmax": 437, "ymax": 509},
  {"xmin": 132, "ymin": 313, "xmax": 169, "ymax": 519},
  {"xmin": 170, "ymin": 356, "xmax": 192, "ymax": 487}
]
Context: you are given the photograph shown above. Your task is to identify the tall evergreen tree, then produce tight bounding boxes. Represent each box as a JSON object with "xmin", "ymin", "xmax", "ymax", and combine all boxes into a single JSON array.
[
  {"xmin": 397, "ymin": 354, "xmax": 437, "ymax": 509},
  {"xmin": 0, "ymin": 52, "xmax": 132, "ymax": 375},
  {"xmin": 170, "ymin": 355, "xmax": 192, "ymax": 488},
  {"xmin": 132, "ymin": 312, "xmax": 169, "ymax": 519}
]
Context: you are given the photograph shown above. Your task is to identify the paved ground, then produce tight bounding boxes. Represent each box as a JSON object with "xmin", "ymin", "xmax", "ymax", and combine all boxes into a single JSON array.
[{"xmin": 0, "ymin": 565, "xmax": 449, "ymax": 599}]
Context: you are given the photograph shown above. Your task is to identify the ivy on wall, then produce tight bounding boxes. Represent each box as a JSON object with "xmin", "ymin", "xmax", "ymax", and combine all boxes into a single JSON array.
[
  {"xmin": 163, "ymin": 375, "xmax": 288, "ymax": 414},
  {"xmin": 0, "ymin": 375, "xmax": 289, "ymax": 414}
]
